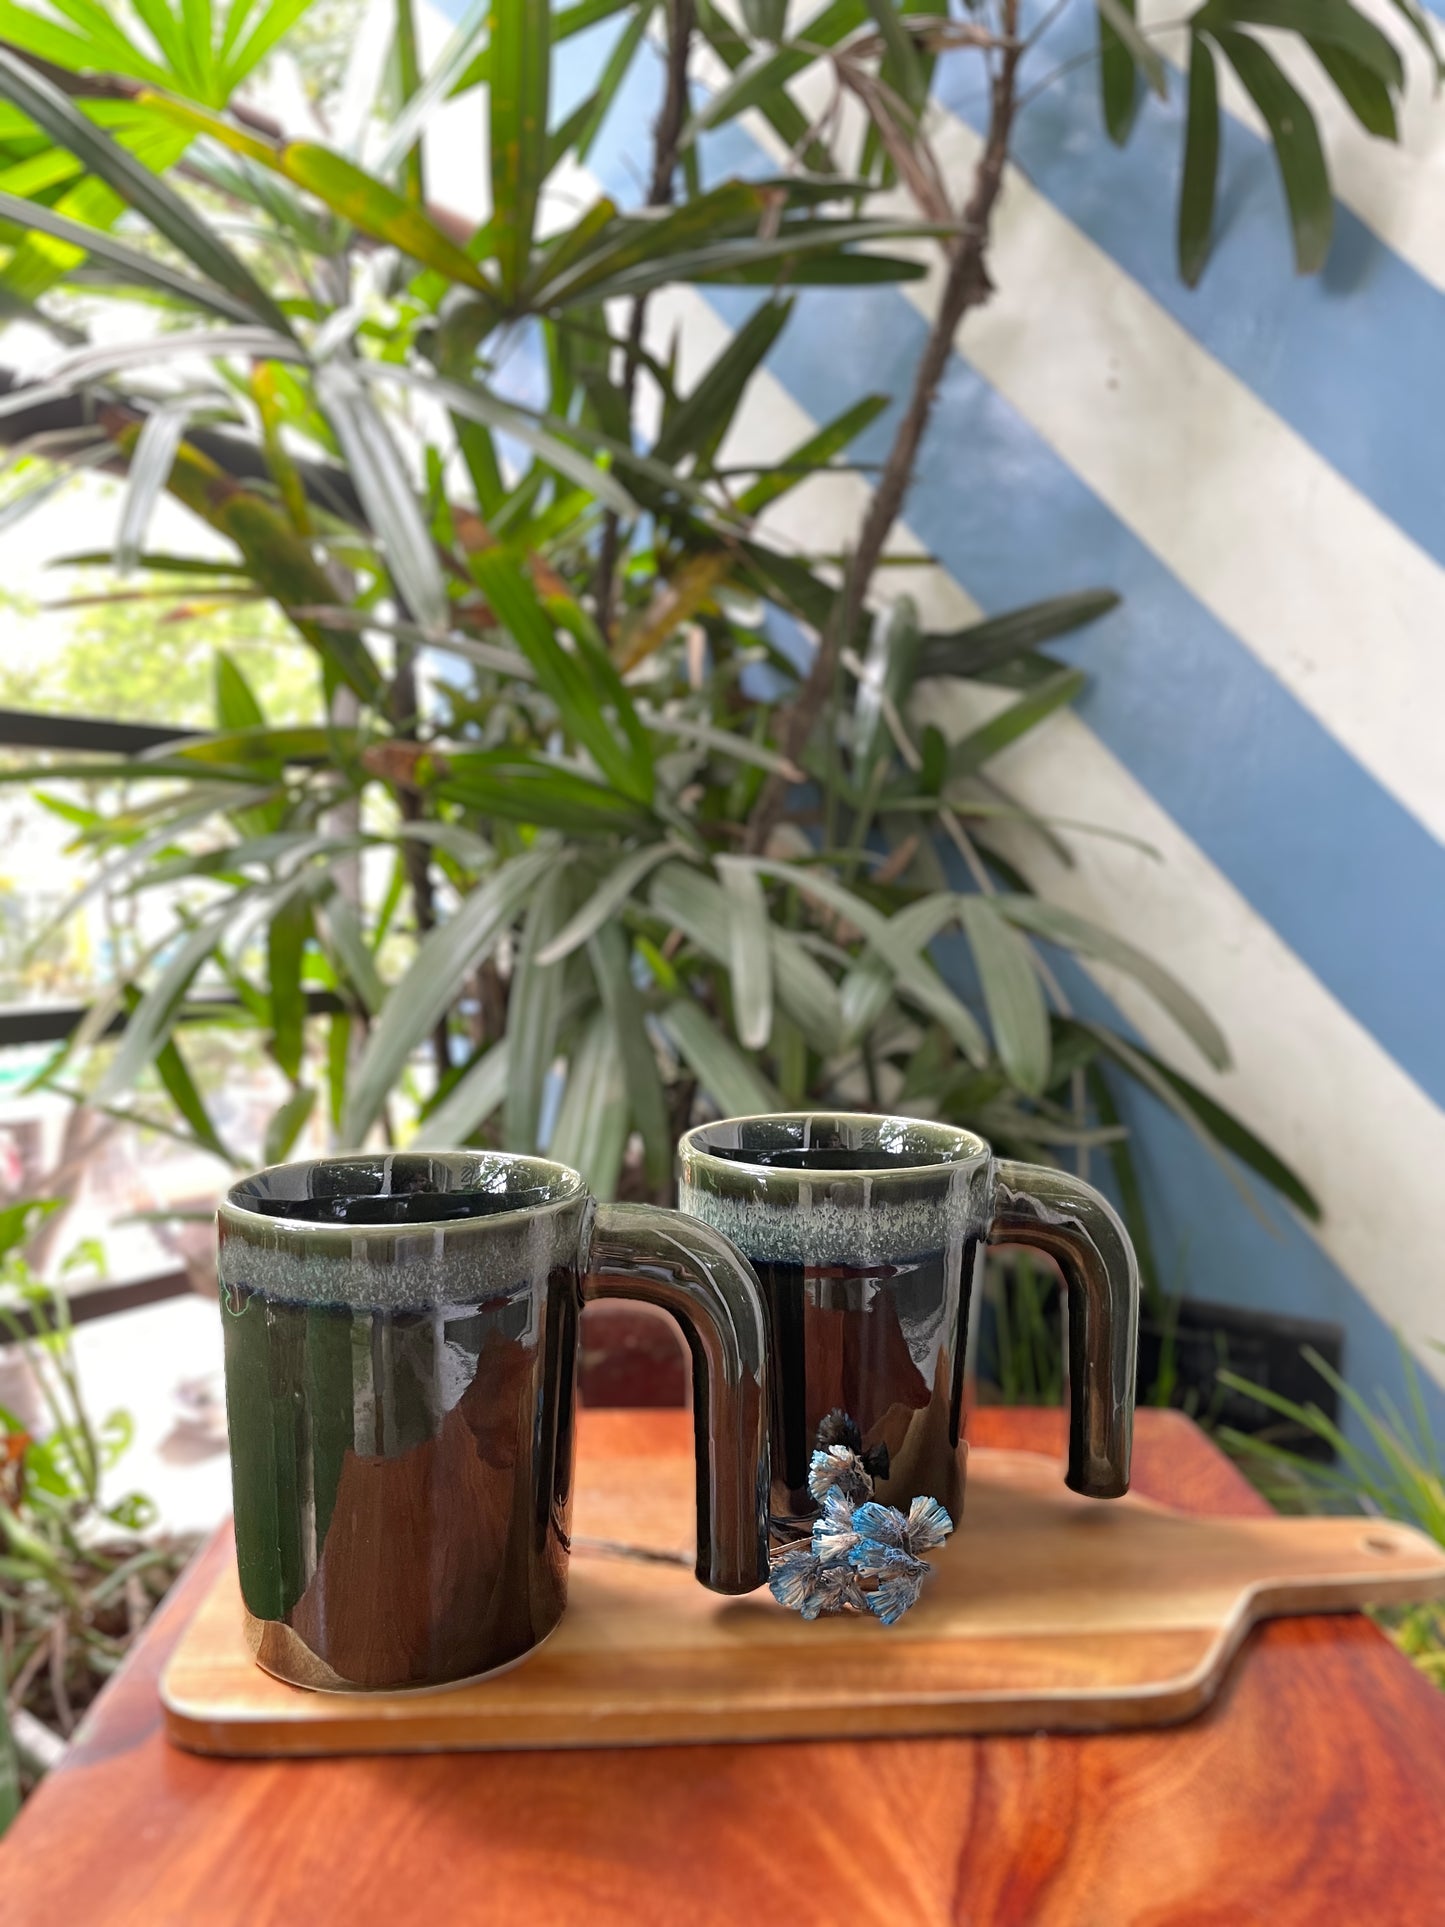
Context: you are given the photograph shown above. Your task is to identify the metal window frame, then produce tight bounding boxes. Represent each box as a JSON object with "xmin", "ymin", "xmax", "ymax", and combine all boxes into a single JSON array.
[{"xmin": 0, "ymin": 707, "xmax": 187, "ymax": 755}]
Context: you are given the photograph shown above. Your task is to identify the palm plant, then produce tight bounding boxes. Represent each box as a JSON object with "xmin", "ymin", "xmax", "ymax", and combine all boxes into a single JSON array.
[{"xmin": 0, "ymin": 0, "xmax": 1417, "ymax": 1265}]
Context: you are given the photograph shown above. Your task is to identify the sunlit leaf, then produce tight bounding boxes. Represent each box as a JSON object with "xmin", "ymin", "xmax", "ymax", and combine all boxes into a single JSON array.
[
  {"xmin": 716, "ymin": 854, "xmax": 773, "ymax": 1051},
  {"xmin": 752, "ymin": 859, "xmax": 991, "ymax": 1063},
  {"xmin": 957, "ymin": 895, "xmax": 1051, "ymax": 1095},
  {"xmin": 616, "ymin": 554, "xmax": 733, "ymax": 672},
  {"xmin": 854, "ymin": 595, "xmax": 921, "ymax": 784},
  {"xmin": 503, "ymin": 861, "xmax": 573, "ymax": 1153},
  {"xmin": 661, "ymin": 999, "xmax": 782, "ymax": 1116},
  {"xmin": 548, "ymin": 1011, "xmax": 628, "ymax": 1196},
  {"xmin": 115, "ymin": 401, "xmax": 189, "ymax": 576},
  {"xmin": 420, "ymin": 1039, "xmax": 509, "ymax": 1146},
  {"xmin": 367, "ymin": 362, "xmax": 635, "ymax": 515},
  {"xmin": 0, "ymin": 46, "xmax": 293, "ymax": 333},
  {"xmin": 0, "ymin": 187, "xmax": 261, "ymax": 324},
  {"xmin": 471, "ymin": 548, "xmax": 654, "ymax": 804},
  {"xmin": 490, "ymin": 0, "xmax": 550, "ymax": 298},
  {"xmin": 283, "ymin": 145, "xmax": 493, "ymax": 288},
  {"xmin": 537, "ymin": 842, "xmax": 685, "ymax": 966},
  {"xmin": 342, "ymin": 847, "xmax": 552, "ymax": 1145},
  {"xmin": 588, "ymin": 921, "xmax": 670, "ymax": 1189},
  {"xmin": 391, "ymin": 743, "xmax": 653, "ymax": 836},
  {"xmin": 263, "ymin": 1084, "xmax": 315, "ymax": 1165},
  {"xmin": 315, "ymin": 359, "xmax": 449, "ymax": 633}
]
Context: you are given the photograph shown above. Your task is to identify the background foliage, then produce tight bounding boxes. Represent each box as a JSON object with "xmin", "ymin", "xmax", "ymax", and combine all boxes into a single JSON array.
[{"xmin": 0, "ymin": 0, "xmax": 1426, "ymax": 1278}]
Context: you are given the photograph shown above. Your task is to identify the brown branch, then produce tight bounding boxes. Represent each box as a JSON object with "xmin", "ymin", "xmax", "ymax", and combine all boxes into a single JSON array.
[
  {"xmin": 592, "ymin": 0, "xmax": 695, "ymax": 631},
  {"xmin": 744, "ymin": 3, "xmax": 1025, "ymax": 855}
]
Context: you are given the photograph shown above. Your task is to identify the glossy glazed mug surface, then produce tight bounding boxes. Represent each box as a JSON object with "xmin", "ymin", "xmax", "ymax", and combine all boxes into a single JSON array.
[
  {"xmin": 677, "ymin": 1113, "xmax": 1139, "ymax": 1530},
  {"xmin": 218, "ymin": 1151, "xmax": 770, "ymax": 1692}
]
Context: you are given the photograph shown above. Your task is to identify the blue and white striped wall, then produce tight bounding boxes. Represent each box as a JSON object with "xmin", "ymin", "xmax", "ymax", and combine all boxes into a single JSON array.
[{"xmin": 417, "ymin": 0, "xmax": 1445, "ymax": 1429}]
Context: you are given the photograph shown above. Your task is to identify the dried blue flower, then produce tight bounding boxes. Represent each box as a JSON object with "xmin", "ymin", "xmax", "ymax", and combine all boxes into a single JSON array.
[
  {"xmin": 811, "ymin": 1484, "xmax": 861, "ymax": 1564},
  {"xmin": 867, "ymin": 1566, "xmax": 928, "ymax": 1625},
  {"xmin": 769, "ymin": 1542, "xmax": 822, "ymax": 1612},
  {"xmin": 850, "ymin": 1542, "xmax": 928, "ymax": 1588},
  {"xmin": 808, "ymin": 1444, "xmax": 872, "ymax": 1507},
  {"xmin": 850, "ymin": 1496, "xmax": 955, "ymax": 1563},
  {"xmin": 850, "ymin": 1500, "xmax": 907, "ymax": 1550},
  {"xmin": 905, "ymin": 1494, "xmax": 953, "ymax": 1553},
  {"xmin": 769, "ymin": 1408, "xmax": 955, "ymax": 1625},
  {"xmin": 768, "ymin": 1540, "xmax": 867, "ymax": 1618}
]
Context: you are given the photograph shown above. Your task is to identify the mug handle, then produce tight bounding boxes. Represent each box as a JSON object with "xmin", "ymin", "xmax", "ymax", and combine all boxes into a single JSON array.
[
  {"xmin": 987, "ymin": 1161, "xmax": 1140, "ymax": 1499},
  {"xmin": 583, "ymin": 1202, "xmax": 771, "ymax": 1594}
]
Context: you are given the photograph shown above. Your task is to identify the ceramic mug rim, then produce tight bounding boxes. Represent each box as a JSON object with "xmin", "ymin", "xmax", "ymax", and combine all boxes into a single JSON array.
[
  {"xmin": 220, "ymin": 1147, "xmax": 589, "ymax": 1245},
  {"xmin": 677, "ymin": 1111, "xmax": 990, "ymax": 1188}
]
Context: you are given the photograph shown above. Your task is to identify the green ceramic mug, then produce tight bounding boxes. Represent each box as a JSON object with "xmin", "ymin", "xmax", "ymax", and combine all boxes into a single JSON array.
[
  {"xmin": 677, "ymin": 1112, "xmax": 1139, "ymax": 1530},
  {"xmin": 218, "ymin": 1150, "xmax": 772, "ymax": 1692}
]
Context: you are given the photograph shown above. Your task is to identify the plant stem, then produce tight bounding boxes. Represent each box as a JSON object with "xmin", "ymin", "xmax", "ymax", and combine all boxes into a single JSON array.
[
  {"xmin": 393, "ymin": 0, "xmax": 426, "ymax": 207},
  {"xmin": 744, "ymin": 3, "xmax": 1026, "ymax": 855},
  {"xmin": 593, "ymin": 0, "xmax": 695, "ymax": 630}
]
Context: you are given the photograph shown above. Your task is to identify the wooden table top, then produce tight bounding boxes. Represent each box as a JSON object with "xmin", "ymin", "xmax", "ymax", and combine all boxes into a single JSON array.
[{"xmin": 3, "ymin": 1406, "xmax": 1443, "ymax": 1926}]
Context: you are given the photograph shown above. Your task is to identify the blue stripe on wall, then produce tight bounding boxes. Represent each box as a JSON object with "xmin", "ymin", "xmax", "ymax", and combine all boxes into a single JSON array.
[{"xmin": 937, "ymin": 7, "xmax": 1445, "ymax": 574}]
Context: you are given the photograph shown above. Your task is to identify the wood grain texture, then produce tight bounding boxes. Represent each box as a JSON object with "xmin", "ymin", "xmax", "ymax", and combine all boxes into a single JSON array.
[
  {"xmin": 160, "ymin": 1442, "xmax": 1445, "ymax": 1754},
  {"xmin": 4, "ymin": 1409, "xmax": 1445, "ymax": 1927}
]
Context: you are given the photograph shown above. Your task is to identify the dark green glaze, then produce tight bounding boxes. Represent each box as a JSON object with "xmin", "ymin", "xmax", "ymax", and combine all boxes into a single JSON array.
[
  {"xmin": 219, "ymin": 1152, "xmax": 771, "ymax": 1692},
  {"xmin": 678, "ymin": 1113, "xmax": 1139, "ymax": 1530}
]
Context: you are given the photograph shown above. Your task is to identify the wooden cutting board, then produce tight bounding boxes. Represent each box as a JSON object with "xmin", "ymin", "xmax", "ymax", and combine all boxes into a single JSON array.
[{"xmin": 161, "ymin": 1433, "xmax": 1445, "ymax": 1756}]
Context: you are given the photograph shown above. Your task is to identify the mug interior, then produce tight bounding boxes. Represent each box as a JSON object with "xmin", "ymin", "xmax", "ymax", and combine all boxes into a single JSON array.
[
  {"xmin": 227, "ymin": 1150, "xmax": 585, "ymax": 1228},
  {"xmin": 681, "ymin": 1112, "xmax": 986, "ymax": 1178}
]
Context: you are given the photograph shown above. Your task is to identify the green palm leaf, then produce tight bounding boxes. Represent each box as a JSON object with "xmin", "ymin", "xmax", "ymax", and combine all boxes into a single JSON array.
[{"xmin": 0, "ymin": 45, "xmax": 292, "ymax": 333}]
